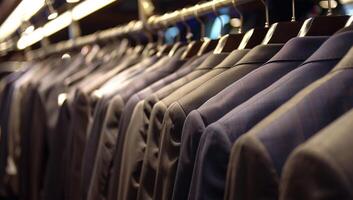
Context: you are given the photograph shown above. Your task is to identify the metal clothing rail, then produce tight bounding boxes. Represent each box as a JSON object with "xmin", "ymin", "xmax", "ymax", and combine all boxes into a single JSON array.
[
  {"xmin": 30, "ymin": 0, "xmax": 256, "ymax": 59},
  {"xmin": 29, "ymin": 20, "xmax": 144, "ymax": 58}
]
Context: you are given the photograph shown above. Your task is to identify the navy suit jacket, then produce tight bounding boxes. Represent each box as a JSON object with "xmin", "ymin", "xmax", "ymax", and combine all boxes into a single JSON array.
[
  {"xmin": 136, "ymin": 52, "xmax": 232, "ymax": 200},
  {"xmin": 172, "ymin": 36, "xmax": 327, "ymax": 200},
  {"xmin": 280, "ymin": 107, "xmax": 353, "ymax": 200},
  {"xmin": 155, "ymin": 44, "xmax": 284, "ymax": 200},
  {"xmin": 189, "ymin": 30, "xmax": 353, "ymax": 200},
  {"xmin": 224, "ymin": 31, "xmax": 353, "ymax": 200}
]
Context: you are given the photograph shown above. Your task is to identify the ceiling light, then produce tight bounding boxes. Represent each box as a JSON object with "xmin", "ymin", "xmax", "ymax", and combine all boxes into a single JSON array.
[
  {"xmin": 339, "ymin": 0, "xmax": 353, "ymax": 4},
  {"xmin": 17, "ymin": 0, "xmax": 117, "ymax": 49},
  {"xmin": 24, "ymin": 25, "xmax": 35, "ymax": 35},
  {"xmin": 66, "ymin": 0, "xmax": 80, "ymax": 3},
  {"xmin": 0, "ymin": 0, "xmax": 45, "ymax": 41},
  {"xmin": 72, "ymin": 0, "xmax": 117, "ymax": 20},
  {"xmin": 17, "ymin": 27, "xmax": 44, "ymax": 50},
  {"xmin": 43, "ymin": 11, "xmax": 72, "ymax": 36},
  {"xmin": 48, "ymin": 12, "xmax": 58, "ymax": 20},
  {"xmin": 319, "ymin": 0, "xmax": 338, "ymax": 9},
  {"xmin": 230, "ymin": 18, "xmax": 241, "ymax": 28}
]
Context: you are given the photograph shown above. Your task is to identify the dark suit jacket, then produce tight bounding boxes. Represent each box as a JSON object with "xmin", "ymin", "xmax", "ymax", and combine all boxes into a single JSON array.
[
  {"xmin": 136, "ymin": 52, "xmax": 233, "ymax": 200},
  {"xmin": 19, "ymin": 84, "xmax": 48, "ymax": 200},
  {"xmin": 88, "ymin": 49, "xmax": 186, "ymax": 200},
  {"xmin": 280, "ymin": 108, "xmax": 353, "ymax": 200},
  {"xmin": 114, "ymin": 55, "xmax": 205, "ymax": 200},
  {"xmin": 225, "ymin": 32, "xmax": 353, "ymax": 200},
  {"xmin": 79, "ymin": 55, "xmax": 158, "ymax": 200},
  {"xmin": 172, "ymin": 36, "xmax": 327, "ymax": 200},
  {"xmin": 154, "ymin": 44, "xmax": 283, "ymax": 200},
  {"xmin": 0, "ymin": 71, "xmax": 26, "ymax": 197},
  {"xmin": 43, "ymin": 99, "xmax": 73, "ymax": 200},
  {"xmin": 80, "ymin": 56, "xmax": 167, "ymax": 200}
]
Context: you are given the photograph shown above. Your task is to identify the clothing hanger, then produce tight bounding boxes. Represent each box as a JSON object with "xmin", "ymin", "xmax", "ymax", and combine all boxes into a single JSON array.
[
  {"xmin": 168, "ymin": 10, "xmax": 187, "ymax": 57},
  {"xmin": 196, "ymin": 0, "xmax": 223, "ymax": 56},
  {"xmin": 237, "ymin": 0, "xmax": 270, "ymax": 49},
  {"xmin": 213, "ymin": 0, "xmax": 245, "ymax": 54},
  {"xmin": 130, "ymin": 22, "xmax": 145, "ymax": 55},
  {"xmin": 262, "ymin": 0, "xmax": 303, "ymax": 44},
  {"xmin": 181, "ymin": 7, "xmax": 204, "ymax": 60},
  {"xmin": 156, "ymin": 18, "xmax": 173, "ymax": 56},
  {"xmin": 298, "ymin": 0, "xmax": 349, "ymax": 37},
  {"xmin": 346, "ymin": 15, "xmax": 353, "ymax": 27},
  {"xmin": 141, "ymin": 26, "xmax": 158, "ymax": 57}
]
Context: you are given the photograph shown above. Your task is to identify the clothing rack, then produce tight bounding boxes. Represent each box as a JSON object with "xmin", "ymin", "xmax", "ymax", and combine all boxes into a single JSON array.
[{"xmin": 29, "ymin": 0, "xmax": 256, "ymax": 59}]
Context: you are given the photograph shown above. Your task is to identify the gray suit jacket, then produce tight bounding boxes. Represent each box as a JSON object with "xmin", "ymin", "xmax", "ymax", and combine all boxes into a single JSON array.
[{"xmin": 280, "ymin": 108, "xmax": 353, "ymax": 200}]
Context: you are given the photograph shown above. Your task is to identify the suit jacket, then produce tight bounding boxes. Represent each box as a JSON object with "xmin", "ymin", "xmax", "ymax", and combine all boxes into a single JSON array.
[
  {"xmin": 136, "ymin": 52, "xmax": 233, "ymax": 200},
  {"xmin": 19, "ymin": 84, "xmax": 48, "ymax": 200},
  {"xmin": 225, "ymin": 32, "xmax": 353, "ymax": 200},
  {"xmin": 80, "ymin": 56, "xmax": 159, "ymax": 200},
  {"xmin": 110, "ymin": 53, "xmax": 210, "ymax": 200},
  {"xmin": 63, "ymin": 53, "xmax": 144, "ymax": 200},
  {"xmin": 79, "ymin": 55, "xmax": 166, "ymax": 200},
  {"xmin": 0, "ymin": 71, "xmax": 27, "ymax": 196},
  {"xmin": 280, "ymin": 108, "xmax": 353, "ymax": 200},
  {"xmin": 43, "ymin": 99, "xmax": 73, "ymax": 200},
  {"xmin": 154, "ymin": 44, "xmax": 283, "ymax": 200},
  {"xmin": 172, "ymin": 36, "xmax": 327, "ymax": 200},
  {"xmin": 88, "ymin": 48, "xmax": 186, "ymax": 200},
  {"xmin": 115, "ymin": 55, "xmax": 205, "ymax": 200}
]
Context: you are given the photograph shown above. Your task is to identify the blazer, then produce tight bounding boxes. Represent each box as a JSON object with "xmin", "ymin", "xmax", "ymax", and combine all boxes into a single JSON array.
[
  {"xmin": 172, "ymin": 36, "xmax": 327, "ymax": 200},
  {"xmin": 87, "ymin": 49, "xmax": 185, "ymax": 200},
  {"xmin": 0, "ymin": 71, "xmax": 26, "ymax": 196},
  {"xmin": 19, "ymin": 84, "xmax": 48, "ymax": 200},
  {"xmin": 154, "ymin": 44, "xmax": 284, "ymax": 200},
  {"xmin": 80, "ymin": 55, "xmax": 168, "ymax": 200},
  {"xmin": 189, "ymin": 30, "xmax": 353, "ymax": 200},
  {"xmin": 79, "ymin": 55, "xmax": 159, "ymax": 200},
  {"xmin": 136, "ymin": 52, "xmax": 233, "ymax": 200},
  {"xmin": 225, "ymin": 33, "xmax": 353, "ymax": 200},
  {"xmin": 108, "ymin": 53, "xmax": 209, "ymax": 200},
  {"xmin": 280, "ymin": 108, "xmax": 353, "ymax": 200},
  {"xmin": 115, "ymin": 55, "xmax": 205, "ymax": 200},
  {"xmin": 62, "ymin": 53, "xmax": 149, "ymax": 200}
]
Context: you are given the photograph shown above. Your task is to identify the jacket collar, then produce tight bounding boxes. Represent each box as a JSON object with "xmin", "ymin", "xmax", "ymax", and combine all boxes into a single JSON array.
[
  {"xmin": 235, "ymin": 44, "xmax": 284, "ymax": 66},
  {"xmin": 268, "ymin": 36, "xmax": 328, "ymax": 63},
  {"xmin": 304, "ymin": 31, "xmax": 353, "ymax": 64},
  {"xmin": 196, "ymin": 52, "xmax": 230, "ymax": 69},
  {"xmin": 331, "ymin": 46, "xmax": 353, "ymax": 72},
  {"xmin": 214, "ymin": 49, "xmax": 250, "ymax": 69}
]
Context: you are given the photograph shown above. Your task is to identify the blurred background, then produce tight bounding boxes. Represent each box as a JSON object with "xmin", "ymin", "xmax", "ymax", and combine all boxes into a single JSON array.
[{"xmin": 0, "ymin": 0, "xmax": 352, "ymax": 62}]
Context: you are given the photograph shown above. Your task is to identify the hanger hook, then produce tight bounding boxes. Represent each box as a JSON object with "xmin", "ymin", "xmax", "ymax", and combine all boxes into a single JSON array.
[
  {"xmin": 155, "ymin": 16, "xmax": 166, "ymax": 45},
  {"xmin": 174, "ymin": 11, "xmax": 181, "ymax": 42},
  {"xmin": 291, "ymin": 0, "xmax": 296, "ymax": 22},
  {"xmin": 194, "ymin": 4, "xmax": 205, "ymax": 41},
  {"xmin": 231, "ymin": 0, "xmax": 243, "ymax": 33},
  {"xmin": 212, "ymin": 0, "xmax": 223, "ymax": 38},
  {"xmin": 327, "ymin": 0, "xmax": 333, "ymax": 16},
  {"xmin": 260, "ymin": 0, "xmax": 270, "ymax": 28},
  {"xmin": 181, "ymin": 8, "xmax": 193, "ymax": 42}
]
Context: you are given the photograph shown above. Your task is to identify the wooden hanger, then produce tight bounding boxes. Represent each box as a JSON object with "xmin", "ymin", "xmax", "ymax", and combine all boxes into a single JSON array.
[
  {"xmin": 168, "ymin": 11, "xmax": 187, "ymax": 57},
  {"xmin": 238, "ymin": 0, "xmax": 271, "ymax": 49},
  {"xmin": 262, "ymin": 0, "xmax": 303, "ymax": 44},
  {"xmin": 181, "ymin": 5, "xmax": 207, "ymax": 60},
  {"xmin": 298, "ymin": 0, "xmax": 349, "ymax": 37},
  {"xmin": 214, "ymin": 0, "xmax": 245, "ymax": 54}
]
